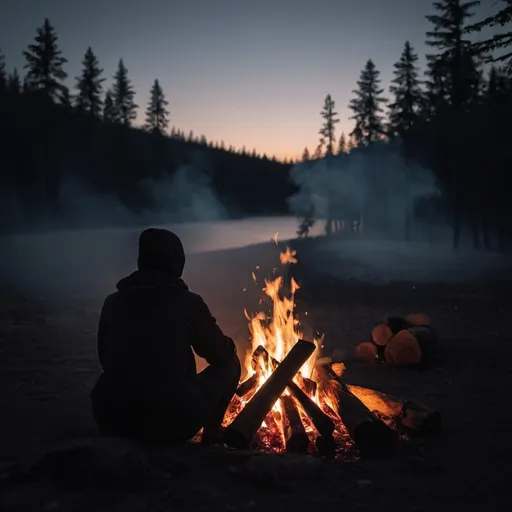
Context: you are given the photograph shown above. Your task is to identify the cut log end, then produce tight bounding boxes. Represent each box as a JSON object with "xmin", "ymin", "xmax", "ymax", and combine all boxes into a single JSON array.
[
  {"xmin": 405, "ymin": 313, "xmax": 431, "ymax": 326},
  {"xmin": 354, "ymin": 341, "xmax": 378, "ymax": 363},
  {"xmin": 372, "ymin": 324, "xmax": 393, "ymax": 346},
  {"xmin": 384, "ymin": 330, "xmax": 422, "ymax": 366}
]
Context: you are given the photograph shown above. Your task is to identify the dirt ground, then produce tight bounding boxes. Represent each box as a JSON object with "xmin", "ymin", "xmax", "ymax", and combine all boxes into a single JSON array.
[{"xmin": 0, "ymin": 242, "xmax": 511, "ymax": 511}]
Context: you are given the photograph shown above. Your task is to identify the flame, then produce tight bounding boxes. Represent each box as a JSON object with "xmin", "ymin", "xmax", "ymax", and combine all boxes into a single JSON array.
[{"xmin": 223, "ymin": 244, "xmax": 324, "ymax": 452}]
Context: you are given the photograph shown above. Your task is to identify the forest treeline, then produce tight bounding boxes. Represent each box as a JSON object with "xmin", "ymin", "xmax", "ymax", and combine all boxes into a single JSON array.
[
  {"xmin": 302, "ymin": 0, "xmax": 512, "ymax": 251},
  {"xmin": 0, "ymin": 21, "xmax": 295, "ymax": 233},
  {"xmin": 0, "ymin": 0, "xmax": 511, "ymax": 250}
]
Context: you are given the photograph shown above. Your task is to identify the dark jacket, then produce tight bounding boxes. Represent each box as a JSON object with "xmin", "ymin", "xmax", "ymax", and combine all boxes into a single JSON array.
[{"xmin": 92, "ymin": 268, "xmax": 237, "ymax": 408}]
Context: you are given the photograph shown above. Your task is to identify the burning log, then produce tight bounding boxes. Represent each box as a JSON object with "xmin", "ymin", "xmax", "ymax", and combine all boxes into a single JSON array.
[
  {"xmin": 279, "ymin": 395, "xmax": 310, "ymax": 453},
  {"xmin": 295, "ymin": 372, "xmax": 317, "ymax": 398},
  {"xmin": 287, "ymin": 380, "xmax": 335, "ymax": 437},
  {"xmin": 401, "ymin": 400, "xmax": 442, "ymax": 435},
  {"xmin": 258, "ymin": 345, "xmax": 335, "ymax": 438},
  {"xmin": 251, "ymin": 345, "xmax": 270, "ymax": 371},
  {"xmin": 354, "ymin": 341, "xmax": 378, "ymax": 363},
  {"xmin": 236, "ymin": 372, "xmax": 260, "ymax": 398},
  {"xmin": 323, "ymin": 380, "xmax": 396, "ymax": 456},
  {"xmin": 223, "ymin": 340, "xmax": 315, "ymax": 448},
  {"xmin": 345, "ymin": 384, "xmax": 403, "ymax": 417},
  {"xmin": 315, "ymin": 434, "xmax": 337, "ymax": 457},
  {"xmin": 346, "ymin": 384, "xmax": 441, "ymax": 435},
  {"xmin": 315, "ymin": 356, "xmax": 332, "ymax": 368},
  {"xmin": 371, "ymin": 324, "xmax": 393, "ymax": 347},
  {"xmin": 384, "ymin": 326, "xmax": 438, "ymax": 367}
]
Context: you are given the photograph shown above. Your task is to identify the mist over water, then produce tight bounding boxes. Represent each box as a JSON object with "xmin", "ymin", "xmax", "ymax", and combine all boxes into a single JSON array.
[{"xmin": 288, "ymin": 141, "xmax": 438, "ymax": 239}]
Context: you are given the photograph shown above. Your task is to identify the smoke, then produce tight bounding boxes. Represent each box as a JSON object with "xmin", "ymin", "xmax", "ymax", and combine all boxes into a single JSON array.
[
  {"xmin": 146, "ymin": 164, "xmax": 227, "ymax": 222},
  {"xmin": 51, "ymin": 160, "xmax": 227, "ymax": 231},
  {"xmin": 288, "ymin": 141, "xmax": 439, "ymax": 238}
]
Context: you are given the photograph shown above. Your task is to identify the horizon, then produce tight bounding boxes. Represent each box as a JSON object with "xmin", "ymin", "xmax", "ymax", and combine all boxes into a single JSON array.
[{"xmin": 1, "ymin": 0, "xmax": 496, "ymax": 160}]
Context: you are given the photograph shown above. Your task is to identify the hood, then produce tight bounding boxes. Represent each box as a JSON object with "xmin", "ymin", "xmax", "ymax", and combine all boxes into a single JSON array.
[
  {"xmin": 116, "ymin": 269, "xmax": 188, "ymax": 297},
  {"xmin": 137, "ymin": 228, "xmax": 185, "ymax": 278}
]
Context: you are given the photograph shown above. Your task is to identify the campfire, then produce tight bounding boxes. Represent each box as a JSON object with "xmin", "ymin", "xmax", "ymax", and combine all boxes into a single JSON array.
[{"xmin": 218, "ymin": 243, "xmax": 441, "ymax": 458}]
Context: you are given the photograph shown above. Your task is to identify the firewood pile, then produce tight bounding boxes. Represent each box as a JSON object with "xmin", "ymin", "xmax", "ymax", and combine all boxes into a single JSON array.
[
  {"xmin": 221, "ymin": 340, "xmax": 441, "ymax": 458},
  {"xmin": 354, "ymin": 313, "xmax": 439, "ymax": 367}
]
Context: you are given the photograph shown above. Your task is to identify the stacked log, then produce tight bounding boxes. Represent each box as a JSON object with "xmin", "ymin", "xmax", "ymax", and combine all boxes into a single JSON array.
[{"xmin": 353, "ymin": 312, "xmax": 438, "ymax": 367}]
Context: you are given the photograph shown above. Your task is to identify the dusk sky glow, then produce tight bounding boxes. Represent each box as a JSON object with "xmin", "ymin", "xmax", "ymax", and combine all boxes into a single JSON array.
[{"xmin": 1, "ymin": 0, "xmax": 496, "ymax": 159}]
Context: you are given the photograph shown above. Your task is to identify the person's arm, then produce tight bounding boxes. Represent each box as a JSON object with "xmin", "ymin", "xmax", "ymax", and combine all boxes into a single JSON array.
[{"xmin": 188, "ymin": 294, "xmax": 237, "ymax": 366}]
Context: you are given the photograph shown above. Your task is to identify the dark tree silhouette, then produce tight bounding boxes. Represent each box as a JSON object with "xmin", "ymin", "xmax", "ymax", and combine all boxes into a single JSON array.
[
  {"xmin": 467, "ymin": 0, "xmax": 512, "ymax": 71},
  {"xmin": 388, "ymin": 41, "xmax": 423, "ymax": 138},
  {"xmin": 144, "ymin": 79, "xmax": 169, "ymax": 134},
  {"xmin": 426, "ymin": 0, "xmax": 481, "ymax": 111},
  {"xmin": 349, "ymin": 59, "xmax": 387, "ymax": 145},
  {"xmin": 75, "ymin": 47, "xmax": 105, "ymax": 117},
  {"xmin": 319, "ymin": 94, "xmax": 339, "ymax": 156},
  {"xmin": 302, "ymin": 147, "xmax": 310, "ymax": 162},
  {"xmin": 103, "ymin": 89, "xmax": 116, "ymax": 122},
  {"xmin": 425, "ymin": 0, "xmax": 481, "ymax": 249},
  {"xmin": 7, "ymin": 68, "xmax": 21, "ymax": 94},
  {"xmin": 0, "ymin": 49, "xmax": 6, "ymax": 95},
  {"xmin": 112, "ymin": 59, "xmax": 137, "ymax": 125},
  {"xmin": 337, "ymin": 132, "xmax": 347, "ymax": 154},
  {"xmin": 23, "ymin": 18, "xmax": 68, "ymax": 102}
]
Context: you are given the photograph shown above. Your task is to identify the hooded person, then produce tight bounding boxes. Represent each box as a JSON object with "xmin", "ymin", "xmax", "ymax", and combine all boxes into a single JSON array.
[{"xmin": 90, "ymin": 228, "xmax": 241, "ymax": 444}]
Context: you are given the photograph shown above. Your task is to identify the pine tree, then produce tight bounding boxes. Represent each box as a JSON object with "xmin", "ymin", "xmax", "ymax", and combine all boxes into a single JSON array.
[
  {"xmin": 7, "ymin": 68, "xmax": 21, "ymax": 94},
  {"xmin": 112, "ymin": 59, "xmax": 137, "ymax": 125},
  {"xmin": 346, "ymin": 136, "xmax": 356, "ymax": 153},
  {"xmin": 302, "ymin": 147, "xmax": 310, "ymax": 162},
  {"xmin": 349, "ymin": 60, "xmax": 387, "ymax": 145},
  {"xmin": 0, "ymin": 49, "xmax": 6, "ymax": 95},
  {"xmin": 319, "ymin": 94, "xmax": 340, "ymax": 156},
  {"xmin": 61, "ymin": 87, "xmax": 73, "ymax": 108},
  {"xmin": 103, "ymin": 89, "xmax": 116, "ymax": 123},
  {"xmin": 425, "ymin": 0, "xmax": 481, "ymax": 111},
  {"xmin": 144, "ymin": 79, "xmax": 169, "ymax": 134},
  {"xmin": 467, "ymin": 0, "xmax": 512, "ymax": 71},
  {"xmin": 313, "ymin": 141, "xmax": 324, "ymax": 159},
  {"xmin": 337, "ymin": 133, "xmax": 347, "ymax": 154},
  {"xmin": 22, "ymin": 74, "xmax": 32, "ymax": 94},
  {"xmin": 75, "ymin": 47, "xmax": 105, "ymax": 117},
  {"xmin": 388, "ymin": 41, "xmax": 424, "ymax": 137},
  {"xmin": 23, "ymin": 18, "xmax": 68, "ymax": 102}
]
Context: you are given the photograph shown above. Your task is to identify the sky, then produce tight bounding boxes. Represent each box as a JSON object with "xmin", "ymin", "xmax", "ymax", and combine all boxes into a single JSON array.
[{"xmin": 0, "ymin": 0, "xmax": 498, "ymax": 160}]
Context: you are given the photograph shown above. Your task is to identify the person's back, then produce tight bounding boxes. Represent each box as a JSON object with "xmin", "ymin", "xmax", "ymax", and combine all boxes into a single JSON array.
[{"xmin": 91, "ymin": 228, "xmax": 241, "ymax": 444}]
